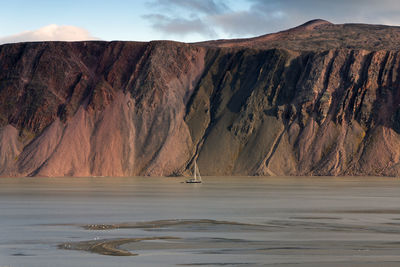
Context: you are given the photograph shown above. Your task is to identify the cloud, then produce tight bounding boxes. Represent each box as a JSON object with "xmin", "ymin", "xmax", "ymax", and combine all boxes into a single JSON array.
[
  {"xmin": 0, "ymin": 25, "xmax": 98, "ymax": 45},
  {"xmin": 143, "ymin": 0, "xmax": 225, "ymax": 38},
  {"xmin": 148, "ymin": 0, "xmax": 229, "ymax": 15},
  {"xmin": 247, "ymin": 0, "xmax": 400, "ymax": 26},
  {"xmin": 211, "ymin": 0, "xmax": 400, "ymax": 37},
  {"xmin": 144, "ymin": 0, "xmax": 400, "ymax": 41},
  {"xmin": 210, "ymin": 6, "xmax": 287, "ymax": 37},
  {"xmin": 144, "ymin": 14, "xmax": 216, "ymax": 38},
  {"xmin": 143, "ymin": 0, "xmax": 291, "ymax": 39}
]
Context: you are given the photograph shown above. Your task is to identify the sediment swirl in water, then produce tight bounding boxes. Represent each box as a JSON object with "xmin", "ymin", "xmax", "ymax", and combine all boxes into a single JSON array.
[
  {"xmin": 82, "ymin": 219, "xmax": 263, "ymax": 230},
  {"xmin": 59, "ymin": 237, "xmax": 180, "ymax": 256}
]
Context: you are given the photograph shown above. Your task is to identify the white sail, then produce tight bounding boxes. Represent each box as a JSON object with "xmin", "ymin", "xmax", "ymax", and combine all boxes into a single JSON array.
[
  {"xmin": 194, "ymin": 162, "xmax": 202, "ymax": 182},
  {"xmin": 186, "ymin": 161, "xmax": 202, "ymax": 183},
  {"xmin": 194, "ymin": 162, "xmax": 197, "ymax": 180}
]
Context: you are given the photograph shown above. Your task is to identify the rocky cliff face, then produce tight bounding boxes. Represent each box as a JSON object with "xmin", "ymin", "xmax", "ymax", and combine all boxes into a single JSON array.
[{"xmin": 1, "ymin": 20, "xmax": 400, "ymax": 177}]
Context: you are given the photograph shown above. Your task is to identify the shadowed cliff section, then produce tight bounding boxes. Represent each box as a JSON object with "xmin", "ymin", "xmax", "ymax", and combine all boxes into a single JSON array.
[
  {"xmin": 1, "ymin": 20, "xmax": 400, "ymax": 176},
  {"xmin": 186, "ymin": 48, "xmax": 400, "ymax": 176}
]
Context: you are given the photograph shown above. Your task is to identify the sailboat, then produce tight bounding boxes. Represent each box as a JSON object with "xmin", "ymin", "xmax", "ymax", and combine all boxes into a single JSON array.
[{"xmin": 186, "ymin": 161, "xmax": 202, "ymax": 183}]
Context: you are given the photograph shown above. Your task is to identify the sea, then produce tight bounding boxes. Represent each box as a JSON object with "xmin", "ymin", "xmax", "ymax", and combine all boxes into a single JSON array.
[{"xmin": 1, "ymin": 176, "xmax": 400, "ymax": 267}]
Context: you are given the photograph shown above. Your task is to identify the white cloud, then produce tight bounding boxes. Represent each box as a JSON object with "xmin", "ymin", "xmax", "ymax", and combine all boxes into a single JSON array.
[{"xmin": 0, "ymin": 25, "xmax": 99, "ymax": 44}]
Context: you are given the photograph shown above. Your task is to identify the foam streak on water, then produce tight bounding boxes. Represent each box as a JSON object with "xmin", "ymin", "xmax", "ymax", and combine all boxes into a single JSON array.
[{"xmin": 1, "ymin": 176, "xmax": 400, "ymax": 267}]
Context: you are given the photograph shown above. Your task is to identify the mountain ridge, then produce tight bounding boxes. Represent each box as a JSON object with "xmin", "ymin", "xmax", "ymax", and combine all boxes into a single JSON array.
[
  {"xmin": 198, "ymin": 19, "xmax": 400, "ymax": 51},
  {"xmin": 1, "ymin": 20, "xmax": 400, "ymax": 177}
]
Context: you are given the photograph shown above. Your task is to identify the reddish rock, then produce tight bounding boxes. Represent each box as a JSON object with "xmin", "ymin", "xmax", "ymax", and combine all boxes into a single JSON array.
[{"xmin": 1, "ymin": 21, "xmax": 400, "ymax": 177}]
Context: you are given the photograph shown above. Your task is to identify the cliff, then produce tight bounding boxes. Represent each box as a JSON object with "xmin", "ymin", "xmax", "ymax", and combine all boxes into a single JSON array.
[{"xmin": 1, "ymin": 20, "xmax": 400, "ymax": 177}]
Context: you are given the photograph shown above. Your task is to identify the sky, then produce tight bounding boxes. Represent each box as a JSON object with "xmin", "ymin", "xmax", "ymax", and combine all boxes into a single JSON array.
[{"xmin": 1, "ymin": 0, "xmax": 400, "ymax": 44}]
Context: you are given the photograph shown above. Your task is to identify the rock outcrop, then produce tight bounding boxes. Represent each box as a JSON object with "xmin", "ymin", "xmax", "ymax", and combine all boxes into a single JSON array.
[{"xmin": 1, "ymin": 21, "xmax": 400, "ymax": 177}]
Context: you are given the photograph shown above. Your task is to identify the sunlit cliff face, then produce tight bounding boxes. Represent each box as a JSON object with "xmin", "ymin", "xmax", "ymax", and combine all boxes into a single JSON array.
[{"xmin": 1, "ymin": 21, "xmax": 400, "ymax": 177}]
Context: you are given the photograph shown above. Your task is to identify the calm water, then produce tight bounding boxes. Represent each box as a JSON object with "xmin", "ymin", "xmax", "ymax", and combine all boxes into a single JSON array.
[{"xmin": 1, "ymin": 176, "xmax": 400, "ymax": 267}]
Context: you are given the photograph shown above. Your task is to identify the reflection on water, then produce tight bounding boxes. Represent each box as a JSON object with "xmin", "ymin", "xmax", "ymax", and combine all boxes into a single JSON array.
[{"xmin": 1, "ymin": 176, "xmax": 400, "ymax": 266}]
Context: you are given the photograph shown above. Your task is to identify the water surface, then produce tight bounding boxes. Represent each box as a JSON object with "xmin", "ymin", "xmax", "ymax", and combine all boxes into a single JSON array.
[{"xmin": 1, "ymin": 176, "xmax": 400, "ymax": 266}]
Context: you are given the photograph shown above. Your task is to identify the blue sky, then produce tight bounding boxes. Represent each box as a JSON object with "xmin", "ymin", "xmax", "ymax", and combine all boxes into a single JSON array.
[{"xmin": 1, "ymin": 0, "xmax": 400, "ymax": 44}]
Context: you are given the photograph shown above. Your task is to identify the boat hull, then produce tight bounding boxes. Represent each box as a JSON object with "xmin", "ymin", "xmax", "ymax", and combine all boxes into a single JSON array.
[{"xmin": 185, "ymin": 179, "xmax": 202, "ymax": 184}]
